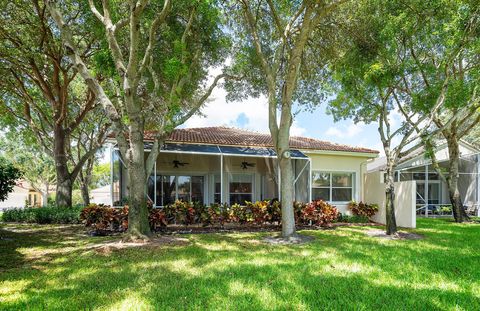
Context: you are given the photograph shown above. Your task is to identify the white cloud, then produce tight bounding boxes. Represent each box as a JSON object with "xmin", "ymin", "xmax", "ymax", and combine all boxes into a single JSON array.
[
  {"xmin": 184, "ymin": 83, "xmax": 307, "ymax": 136},
  {"xmin": 325, "ymin": 122, "xmax": 364, "ymax": 139}
]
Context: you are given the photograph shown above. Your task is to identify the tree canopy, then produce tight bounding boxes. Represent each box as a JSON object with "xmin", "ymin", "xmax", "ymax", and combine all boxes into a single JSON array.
[{"xmin": 0, "ymin": 157, "xmax": 22, "ymax": 202}]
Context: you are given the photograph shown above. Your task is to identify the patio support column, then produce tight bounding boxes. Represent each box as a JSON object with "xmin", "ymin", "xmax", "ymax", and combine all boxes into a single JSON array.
[
  {"xmin": 110, "ymin": 144, "xmax": 114, "ymax": 207},
  {"xmin": 425, "ymin": 164, "xmax": 429, "ymax": 217},
  {"xmin": 154, "ymin": 161, "xmax": 157, "ymax": 207},
  {"xmin": 220, "ymin": 153, "xmax": 224, "ymax": 204},
  {"xmin": 309, "ymin": 158, "xmax": 312, "ymax": 202},
  {"xmin": 477, "ymin": 154, "xmax": 480, "ymax": 216}
]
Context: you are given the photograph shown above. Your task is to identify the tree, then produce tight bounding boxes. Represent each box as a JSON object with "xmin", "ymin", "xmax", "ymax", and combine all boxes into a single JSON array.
[
  {"xmin": 327, "ymin": 0, "xmax": 457, "ymax": 234},
  {"xmin": 0, "ymin": 0, "xmax": 109, "ymax": 207},
  {"xmin": 47, "ymin": 0, "xmax": 232, "ymax": 239},
  {"xmin": 0, "ymin": 134, "xmax": 56, "ymax": 206},
  {"xmin": 0, "ymin": 157, "xmax": 22, "ymax": 202},
  {"xmin": 69, "ymin": 112, "xmax": 110, "ymax": 205},
  {"xmin": 91, "ymin": 163, "xmax": 111, "ymax": 189},
  {"xmin": 227, "ymin": 0, "xmax": 343, "ymax": 238},
  {"xmin": 389, "ymin": 1, "xmax": 480, "ymax": 223},
  {"xmin": 465, "ymin": 124, "xmax": 480, "ymax": 146}
]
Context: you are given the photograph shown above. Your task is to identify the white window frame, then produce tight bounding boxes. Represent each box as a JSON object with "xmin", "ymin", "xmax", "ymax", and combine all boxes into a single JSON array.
[
  {"xmin": 154, "ymin": 174, "xmax": 206, "ymax": 207},
  {"xmin": 228, "ymin": 173, "xmax": 255, "ymax": 205},
  {"xmin": 311, "ymin": 171, "xmax": 355, "ymax": 203}
]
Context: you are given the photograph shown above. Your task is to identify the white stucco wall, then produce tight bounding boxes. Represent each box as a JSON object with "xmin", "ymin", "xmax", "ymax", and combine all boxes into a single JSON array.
[
  {"xmin": 306, "ymin": 152, "xmax": 372, "ymax": 214},
  {"xmin": 364, "ymin": 171, "xmax": 416, "ymax": 228},
  {"xmin": 0, "ymin": 185, "xmax": 29, "ymax": 209}
]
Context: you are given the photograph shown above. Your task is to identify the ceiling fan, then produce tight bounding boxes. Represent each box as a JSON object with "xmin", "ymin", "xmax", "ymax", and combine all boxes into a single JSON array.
[
  {"xmin": 173, "ymin": 160, "xmax": 189, "ymax": 168},
  {"xmin": 241, "ymin": 161, "xmax": 255, "ymax": 170}
]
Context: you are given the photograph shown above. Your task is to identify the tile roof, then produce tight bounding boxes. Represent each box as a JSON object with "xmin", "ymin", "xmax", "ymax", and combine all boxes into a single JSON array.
[{"xmin": 144, "ymin": 126, "xmax": 379, "ymax": 154}]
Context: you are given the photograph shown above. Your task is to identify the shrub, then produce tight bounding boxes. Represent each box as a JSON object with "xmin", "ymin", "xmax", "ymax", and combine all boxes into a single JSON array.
[
  {"xmin": 2, "ymin": 205, "xmax": 83, "ymax": 224},
  {"xmin": 268, "ymin": 200, "xmax": 282, "ymax": 223},
  {"xmin": 207, "ymin": 203, "xmax": 231, "ymax": 226},
  {"xmin": 246, "ymin": 201, "xmax": 270, "ymax": 224},
  {"xmin": 293, "ymin": 201, "xmax": 307, "ymax": 224},
  {"xmin": 149, "ymin": 208, "xmax": 167, "ymax": 230},
  {"xmin": 440, "ymin": 205, "xmax": 452, "ymax": 214},
  {"xmin": 348, "ymin": 201, "xmax": 378, "ymax": 218},
  {"xmin": 78, "ymin": 199, "xmax": 341, "ymax": 234},
  {"xmin": 80, "ymin": 204, "xmax": 128, "ymax": 232},
  {"xmin": 298, "ymin": 200, "xmax": 339, "ymax": 226}
]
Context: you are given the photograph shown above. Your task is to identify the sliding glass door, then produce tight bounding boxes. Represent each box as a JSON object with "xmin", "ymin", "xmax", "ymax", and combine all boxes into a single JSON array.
[{"xmin": 154, "ymin": 175, "xmax": 205, "ymax": 206}]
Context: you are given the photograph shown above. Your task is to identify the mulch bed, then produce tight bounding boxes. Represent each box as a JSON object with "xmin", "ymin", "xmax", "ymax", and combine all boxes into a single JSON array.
[
  {"xmin": 88, "ymin": 222, "xmax": 383, "ymax": 236},
  {"xmin": 93, "ymin": 236, "xmax": 190, "ymax": 255},
  {"xmin": 263, "ymin": 234, "xmax": 315, "ymax": 245},
  {"xmin": 365, "ymin": 229, "xmax": 424, "ymax": 240}
]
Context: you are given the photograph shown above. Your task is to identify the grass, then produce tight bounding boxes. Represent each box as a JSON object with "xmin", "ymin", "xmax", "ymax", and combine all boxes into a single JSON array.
[{"xmin": 0, "ymin": 219, "xmax": 479, "ymax": 310}]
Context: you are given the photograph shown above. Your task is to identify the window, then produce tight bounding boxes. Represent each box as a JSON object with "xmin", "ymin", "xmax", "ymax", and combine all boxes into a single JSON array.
[
  {"xmin": 214, "ymin": 174, "xmax": 221, "ymax": 203},
  {"xmin": 155, "ymin": 175, "xmax": 204, "ymax": 206},
  {"xmin": 229, "ymin": 174, "xmax": 253, "ymax": 205},
  {"xmin": 312, "ymin": 172, "xmax": 354, "ymax": 202}
]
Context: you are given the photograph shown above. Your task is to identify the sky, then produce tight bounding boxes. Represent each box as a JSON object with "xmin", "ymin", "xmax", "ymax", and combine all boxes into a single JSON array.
[{"xmin": 182, "ymin": 83, "xmax": 386, "ymax": 154}]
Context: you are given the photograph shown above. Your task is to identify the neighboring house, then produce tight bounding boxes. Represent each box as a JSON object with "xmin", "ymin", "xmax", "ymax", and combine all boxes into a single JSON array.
[
  {"xmin": 368, "ymin": 140, "xmax": 480, "ymax": 216},
  {"xmin": 109, "ymin": 127, "xmax": 378, "ymax": 214},
  {"xmin": 0, "ymin": 180, "xmax": 45, "ymax": 209},
  {"xmin": 91, "ymin": 185, "xmax": 111, "ymax": 206}
]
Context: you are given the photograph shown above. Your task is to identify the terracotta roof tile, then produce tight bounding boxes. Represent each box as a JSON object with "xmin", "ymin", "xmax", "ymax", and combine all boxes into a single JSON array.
[{"xmin": 143, "ymin": 126, "xmax": 379, "ymax": 154}]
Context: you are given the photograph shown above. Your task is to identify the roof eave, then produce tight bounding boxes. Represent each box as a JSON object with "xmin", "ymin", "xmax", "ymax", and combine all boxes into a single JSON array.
[{"xmin": 301, "ymin": 149, "xmax": 379, "ymax": 158}]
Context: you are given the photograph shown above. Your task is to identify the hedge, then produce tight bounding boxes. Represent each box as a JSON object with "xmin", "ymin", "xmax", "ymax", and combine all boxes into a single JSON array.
[
  {"xmin": 1, "ymin": 205, "xmax": 83, "ymax": 224},
  {"xmin": 80, "ymin": 200, "xmax": 340, "ymax": 233}
]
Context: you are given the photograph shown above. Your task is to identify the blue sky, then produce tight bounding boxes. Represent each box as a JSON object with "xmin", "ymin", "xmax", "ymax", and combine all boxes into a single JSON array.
[{"xmin": 183, "ymin": 85, "xmax": 385, "ymax": 154}]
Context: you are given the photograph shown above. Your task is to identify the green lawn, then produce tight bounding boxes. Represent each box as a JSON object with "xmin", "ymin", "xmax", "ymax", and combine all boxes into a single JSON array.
[{"xmin": 1, "ymin": 219, "xmax": 479, "ymax": 310}]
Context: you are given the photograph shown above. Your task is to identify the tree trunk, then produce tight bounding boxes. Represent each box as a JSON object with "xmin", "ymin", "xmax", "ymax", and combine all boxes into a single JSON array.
[
  {"xmin": 385, "ymin": 167, "xmax": 397, "ymax": 235},
  {"xmin": 125, "ymin": 129, "xmax": 151, "ymax": 239},
  {"xmin": 54, "ymin": 124, "xmax": 73, "ymax": 207},
  {"xmin": 41, "ymin": 191, "xmax": 48, "ymax": 207},
  {"xmin": 446, "ymin": 138, "xmax": 469, "ymax": 222},
  {"xmin": 279, "ymin": 154, "xmax": 295, "ymax": 237},
  {"xmin": 80, "ymin": 181, "xmax": 90, "ymax": 206},
  {"xmin": 56, "ymin": 178, "xmax": 72, "ymax": 207}
]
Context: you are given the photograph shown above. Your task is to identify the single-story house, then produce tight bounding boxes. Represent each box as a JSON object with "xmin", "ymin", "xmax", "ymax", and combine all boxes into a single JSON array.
[
  {"xmin": 109, "ymin": 127, "xmax": 379, "ymax": 214},
  {"xmin": 367, "ymin": 140, "xmax": 480, "ymax": 216},
  {"xmin": 0, "ymin": 180, "xmax": 46, "ymax": 210},
  {"xmin": 90, "ymin": 185, "xmax": 112, "ymax": 206}
]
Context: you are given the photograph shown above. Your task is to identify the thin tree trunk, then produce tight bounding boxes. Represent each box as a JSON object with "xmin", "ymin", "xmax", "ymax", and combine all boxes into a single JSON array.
[
  {"xmin": 41, "ymin": 190, "xmax": 48, "ymax": 207},
  {"xmin": 80, "ymin": 181, "xmax": 90, "ymax": 206},
  {"xmin": 446, "ymin": 138, "xmax": 469, "ymax": 222},
  {"xmin": 385, "ymin": 166, "xmax": 397, "ymax": 235}
]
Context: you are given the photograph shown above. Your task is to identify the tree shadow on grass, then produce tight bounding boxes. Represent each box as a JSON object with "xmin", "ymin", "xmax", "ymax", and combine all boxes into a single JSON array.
[{"xmin": 0, "ymin": 222, "xmax": 479, "ymax": 310}]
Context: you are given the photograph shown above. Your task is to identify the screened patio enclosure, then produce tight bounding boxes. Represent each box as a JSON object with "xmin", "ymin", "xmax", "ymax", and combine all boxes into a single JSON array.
[
  {"xmin": 395, "ymin": 153, "xmax": 480, "ymax": 216},
  {"xmin": 111, "ymin": 143, "xmax": 311, "ymax": 207}
]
